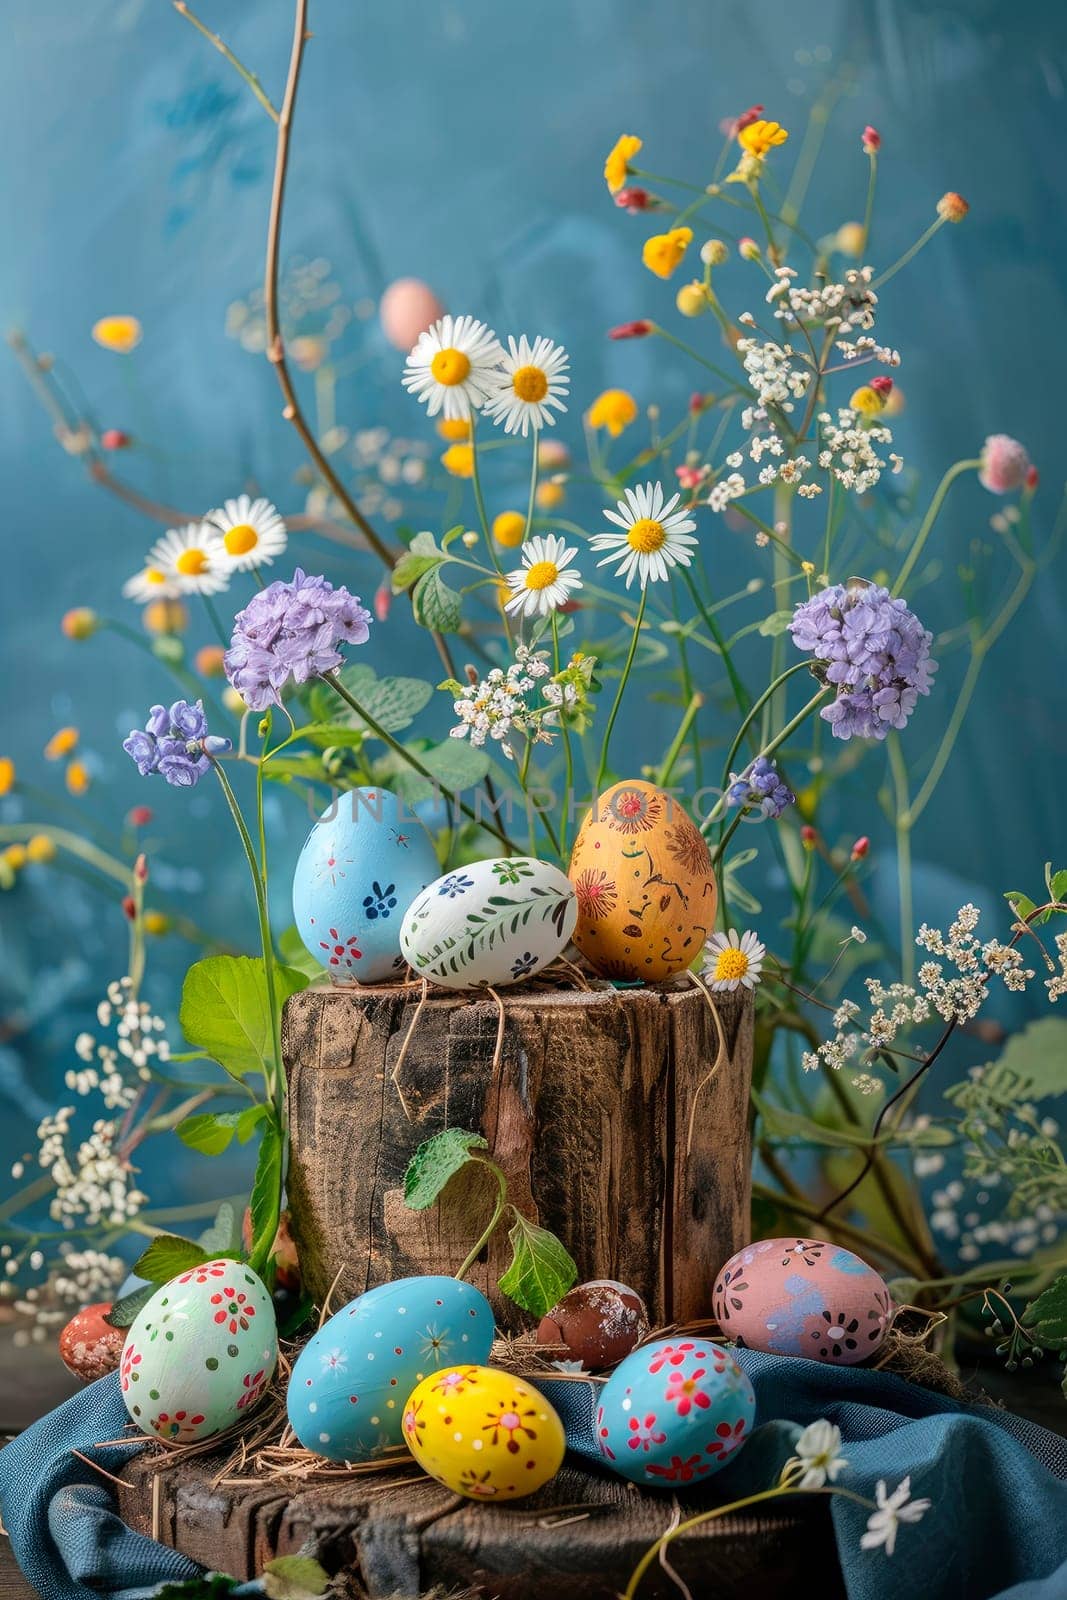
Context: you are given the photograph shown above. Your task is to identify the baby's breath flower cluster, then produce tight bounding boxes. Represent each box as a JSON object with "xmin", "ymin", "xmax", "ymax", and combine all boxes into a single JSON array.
[
  {"xmin": 69, "ymin": 976, "xmax": 170, "ymax": 1107},
  {"xmin": 801, "ymin": 904, "xmax": 1034, "ymax": 1075},
  {"xmin": 35, "ymin": 1110, "xmax": 148, "ymax": 1229},
  {"xmin": 444, "ymin": 644, "xmax": 595, "ymax": 760}
]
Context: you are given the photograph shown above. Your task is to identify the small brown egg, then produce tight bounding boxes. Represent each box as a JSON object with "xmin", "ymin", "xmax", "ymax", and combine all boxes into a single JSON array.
[
  {"xmin": 58, "ymin": 1301, "xmax": 126, "ymax": 1382},
  {"xmin": 536, "ymin": 1280, "xmax": 650, "ymax": 1370}
]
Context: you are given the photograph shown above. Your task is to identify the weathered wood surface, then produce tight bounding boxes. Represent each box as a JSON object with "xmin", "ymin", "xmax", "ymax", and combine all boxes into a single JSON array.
[
  {"xmin": 114, "ymin": 1449, "xmax": 842, "ymax": 1600},
  {"xmin": 282, "ymin": 981, "xmax": 753, "ymax": 1328}
]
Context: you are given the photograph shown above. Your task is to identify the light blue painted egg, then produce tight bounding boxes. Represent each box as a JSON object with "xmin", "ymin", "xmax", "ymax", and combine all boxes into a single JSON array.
[
  {"xmin": 287, "ymin": 1276, "xmax": 495, "ymax": 1463},
  {"xmin": 595, "ymin": 1336, "xmax": 755, "ymax": 1487},
  {"xmin": 292, "ymin": 786, "xmax": 439, "ymax": 982}
]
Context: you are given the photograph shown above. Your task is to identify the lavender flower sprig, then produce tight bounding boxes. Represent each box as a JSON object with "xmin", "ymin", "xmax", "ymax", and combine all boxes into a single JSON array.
[
  {"xmin": 789, "ymin": 580, "xmax": 936, "ymax": 741},
  {"xmin": 727, "ymin": 754, "xmax": 795, "ymax": 819},
  {"xmin": 224, "ymin": 567, "xmax": 372, "ymax": 711},
  {"xmin": 122, "ymin": 700, "xmax": 231, "ymax": 788}
]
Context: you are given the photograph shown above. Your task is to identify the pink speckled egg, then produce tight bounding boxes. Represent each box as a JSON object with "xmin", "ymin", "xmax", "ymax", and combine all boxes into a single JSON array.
[
  {"xmin": 713, "ymin": 1238, "xmax": 894, "ymax": 1365},
  {"xmin": 380, "ymin": 279, "xmax": 445, "ymax": 352},
  {"xmin": 59, "ymin": 1302, "xmax": 126, "ymax": 1381}
]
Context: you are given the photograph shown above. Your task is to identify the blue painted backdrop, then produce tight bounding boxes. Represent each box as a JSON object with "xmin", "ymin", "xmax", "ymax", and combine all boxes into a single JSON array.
[{"xmin": 1, "ymin": 1, "xmax": 1065, "ymax": 1201}]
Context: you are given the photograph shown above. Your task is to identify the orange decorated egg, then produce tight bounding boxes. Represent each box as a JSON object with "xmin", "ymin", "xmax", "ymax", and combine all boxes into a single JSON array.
[
  {"xmin": 568, "ymin": 780, "xmax": 716, "ymax": 982},
  {"xmin": 58, "ymin": 1302, "xmax": 126, "ymax": 1381}
]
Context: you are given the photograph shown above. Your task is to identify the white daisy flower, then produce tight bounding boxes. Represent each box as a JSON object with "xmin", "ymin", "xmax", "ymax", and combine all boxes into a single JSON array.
[
  {"xmin": 482, "ymin": 334, "xmax": 570, "ymax": 437},
  {"xmin": 589, "ymin": 481, "xmax": 699, "ymax": 588},
  {"xmin": 206, "ymin": 495, "xmax": 287, "ymax": 571},
  {"xmin": 401, "ymin": 314, "xmax": 504, "ymax": 421},
  {"xmin": 703, "ymin": 928, "xmax": 766, "ymax": 991},
  {"xmin": 785, "ymin": 1419, "xmax": 848, "ymax": 1489},
  {"xmin": 503, "ymin": 534, "xmax": 583, "ymax": 619},
  {"xmin": 147, "ymin": 523, "xmax": 229, "ymax": 596},
  {"xmin": 860, "ymin": 1477, "xmax": 931, "ymax": 1557},
  {"xmin": 122, "ymin": 565, "xmax": 181, "ymax": 604}
]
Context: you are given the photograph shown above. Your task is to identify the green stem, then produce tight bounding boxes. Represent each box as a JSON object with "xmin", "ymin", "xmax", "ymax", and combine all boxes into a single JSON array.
[
  {"xmin": 860, "ymin": 151, "xmax": 878, "ymax": 256},
  {"xmin": 680, "ymin": 567, "xmax": 752, "ymax": 723},
  {"xmin": 172, "ymin": 1, "xmax": 279, "ymax": 120},
  {"xmin": 524, "ymin": 432, "xmax": 540, "ymax": 541},
  {"xmin": 552, "ymin": 613, "xmax": 575, "ymax": 860},
  {"xmin": 873, "ymin": 215, "xmax": 947, "ymax": 289},
  {"xmin": 887, "ymin": 732, "xmax": 914, "ymax": 985},
  {"xmin": 323, "ymin": 671, "xmax": 518, "ymax": 852},
  {"xmin": 701, "ymin": 686, "xmax": 830, "ymax": 834},
  {"xmin": 468, "ymin": 412, "xmax": 504, "ymax": 579},
  {"xmin": 595, "ymin": 588, "xmax": 647, "ymax": 795},
  {"xmin": 658, "ymin": 692, "xmax": 704, "ymax": 787},
  {"xmin": 719, "ymin": 660, "xmax": 813, "ymax": 794},
  {"xmin": 650, "ymin": 324, "xmax": 741, "ymax": 388},
  {"xmin": 455, "ymin": 1157, "xmax": 508, "ymax": 1281},
  {"xmin": 210, "ymin": 759, "xmax": 282, "ymax": 1112},
  {"xmin": 893, "ymin": 459, "xmax": 981, "ymax": 596}
]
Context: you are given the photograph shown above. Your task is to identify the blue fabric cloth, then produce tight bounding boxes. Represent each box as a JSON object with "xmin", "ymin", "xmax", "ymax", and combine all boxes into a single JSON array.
[{"xmin": 3, "ymin": 1354, "xmax": 1066, "ymax": 1599}]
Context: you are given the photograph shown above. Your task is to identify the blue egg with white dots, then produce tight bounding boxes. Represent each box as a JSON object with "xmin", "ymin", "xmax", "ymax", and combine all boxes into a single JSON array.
[
  {"xmin": 292, "ymin": 786, "xmax": 440, "ymax": 982},
  {"xmin": 287, "ymin": 1276, "xmax": 495, "ymax": 1462}
]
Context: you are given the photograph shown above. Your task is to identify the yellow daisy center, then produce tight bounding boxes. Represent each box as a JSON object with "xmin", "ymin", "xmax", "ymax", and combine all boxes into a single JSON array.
[
  {"xmin": 627, "ymin": 517, "xmax": 667, "ymax": 554},
  {"xmin": 431, "ymin": 347, "xmax": 471, "ymax": 386},
  {"xmin": 144, "ymin": 567, "xmax": 167, "ymax": 585},
  {"xmin": 224, "ymin": 523, "xmax": 259, "ymax": 556},
  {"xmin": 714, "ymin": 948, "xmax": 750, "ymax": 982},
  {"xmin": 176, "ymin": 548, "xmax": 209, "ymax": 576},
  {"xmin": 524, "ymin": 560, "xmax": 559, "ymax": 591},
  {"xmin": 512, "ymin": 364, "xmax": 549, "ymax": 403}
]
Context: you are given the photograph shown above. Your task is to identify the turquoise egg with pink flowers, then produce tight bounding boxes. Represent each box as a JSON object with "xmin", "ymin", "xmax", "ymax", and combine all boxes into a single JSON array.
[
  {"xmin": 292, "ymin": 786, "xmax": 439, "ymax": 983},
  {"xmin": 595, "ymin": 1336, "xmax": 755, "ymax": 1487},
  {"xmin": 712, "ymin": 1237, "xmax": 894, "ymax": 1364}
]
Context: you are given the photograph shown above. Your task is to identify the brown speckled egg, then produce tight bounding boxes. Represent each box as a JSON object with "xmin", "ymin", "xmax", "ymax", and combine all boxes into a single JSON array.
[
  {"xmin": 568, "ymin": 780, "xmax": 716, "ymax": 982},
  {"xmin": 536, "ymin": 1280, "xmax": 650, "ymax": 1370},
  {"xmin": 58, "ymin": 1301, "xmax": 126, "ymax": 1381}
]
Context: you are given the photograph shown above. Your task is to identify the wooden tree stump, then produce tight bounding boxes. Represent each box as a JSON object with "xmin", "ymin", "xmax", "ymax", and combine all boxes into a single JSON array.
[{"xmin": 282, "ymin": 978, "xmax": 753, "ymax": 1327}]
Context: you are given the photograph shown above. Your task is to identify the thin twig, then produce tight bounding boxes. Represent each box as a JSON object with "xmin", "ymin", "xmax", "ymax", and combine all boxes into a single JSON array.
[{"xmin": 173, "ymin": 1, "xmax": 280, "ymax": 122}]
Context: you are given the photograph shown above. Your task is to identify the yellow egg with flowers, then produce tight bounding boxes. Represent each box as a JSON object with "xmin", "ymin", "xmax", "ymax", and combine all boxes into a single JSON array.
[{"xmin": 402, "ymin": 1365, "xmax": 565, "ymax": 1501}]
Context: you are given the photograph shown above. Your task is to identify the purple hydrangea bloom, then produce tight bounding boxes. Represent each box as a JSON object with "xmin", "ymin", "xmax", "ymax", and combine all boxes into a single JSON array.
[
  {"xmin": 727, "ymin": 755, "xmax": 795, "ymax": 819},
  {"xmin": 123, "ymin": 700, "xmax": 231, "ymax": 789},
  {"xmin": 224, "ymin": 568, "xmax": 372, "ymax": 712},
  {"xmin": 789, "ymin": 581, "xmax": 937, "ymax": 742}
]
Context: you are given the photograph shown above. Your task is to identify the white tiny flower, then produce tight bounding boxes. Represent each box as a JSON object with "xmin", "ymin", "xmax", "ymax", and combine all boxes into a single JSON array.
[
  {"xmin": 206, "ymin": 495, "xmax": 288, "ymax": 572},
  {"xmin": 147, "ymin": 523, "xmax": 229, "ymax": 596},
  {"xmin": 860, "ymin": 1476, "xmax": 931, "ymax": 1557},
  {"xmin": 703, "ymin": 929, "xmax": 766, "ymax": 992},
  {"xmin": 787, "ymin": 1419, "xmax": 848, "ymax": 1489},
  {"xmin": 402, "ymin": 314, "xmax": 504, "ymax": 421}
]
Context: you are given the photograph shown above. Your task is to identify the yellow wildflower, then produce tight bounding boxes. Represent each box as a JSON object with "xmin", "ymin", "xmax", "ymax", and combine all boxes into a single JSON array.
[
  {"xmin": 737, "ymin": 119, "xmax": 789, "ymax": 160},
  {"xmin": 91, "ymin": 315, "xmax": 142, "ymax": 354},
  {"xmin": 642, "ymin": 226, "xmax": 693, "ymax": 280},
  {"xmin": 441, "ymin": 443, "xmax": 474, "ymax": 479},
  {"xmin": 143, "ymin": 910, "xmax": 171, "ymax": 936},
  {"xmin": 850, "ymin": 385, "xmax": 884, "ymax": 416},
  {"xmin": 66, "ymin": 760, "xmax": 91, "ymax": 797},
  {"xmin": 436, "ymin": 416, "xmax": 471, "ymax": 442},
  {"xmin": 493, "ymin": 511, "xmax": 526, "ymax": 549},
  {"xmin": 835, "ymin": 222, "xmax": 866, "ymax": 258},
  {"xmin": 676, "ymin": 280, "xmax": 710, "ymax": 317},
  {"xmin": 0, "ymin": 758, "xmax": 14, "ymax": 796},
  {"xmin": 44, "ymin": 727, "xmax": 79, "ymax": 761},
  {"xmin": 195, "ymin": 645, "xmax": 227, "ymax": 677},
  {"xmin": 604, "ymin": 134, "xmax": 642, "ymax": 195},
  {"xmin": 61, "ymin": 608, "xmax": 98, "ymax": 640},
  {"xmin": 535, "ymin": 481, "xmax": 566, "ymax": 511},
  {"xmin": 2, "ymin": 844, "xmax": 27, "ymax": 872},
  {"xmin": 587, "ymin": 388, "xmax": 639, "ymax": 438},
  {"xmin": 26, "ymin": 835, "xmax": 57, "ymax": 864},
  {"xmin": 144, "ymin": 599, "xmax": 188, "ymax": 635}
]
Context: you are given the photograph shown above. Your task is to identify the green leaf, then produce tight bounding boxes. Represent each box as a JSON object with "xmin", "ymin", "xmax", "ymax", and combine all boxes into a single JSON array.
[
  {"xmin": 133, "ymin": 1233, "xmax": 210, "ymax": 1283},
  {"xmin": 758, "ymin": 610, "xmax": 795, "ymax": 637},
  {"xmin": 497, "ymin": 1212, "xmax": 577, "ymax": 1318},
  {"xmin": 388, "ymin": 738, "xmax": 490, "ymax": 805},
  {"xmin": 412, "ymin": 565, "xmax": 463, "ymax": 633},
  {"xmin": 442, "ymin": 523, "xmax": 467, "ymax": 550},
  {"xmin": 332, "ymin": 662, "xmax": 434, "ymax": 735},
  {"xmin": 404, "ymin": 1128, "xmax": 488, "ymax": 1210},
  {"xmin": 1022, "ymin": 1273, "xmax": 1067, "ymax": 1349},
  {"xmin": 983, "ymin": 1017, "xmax": 1067, "ymax": 1102},
  {"xmin": 105, "ymin": 1281, "xmax": 156, "ymax": 1329},
  {"xmin": 248, "ymin": 1116, "xmax": 284, "ymax": 1277},
  {"xmin": 277, "ymin": 925, "xmax": 324, "ymax": 981},
  {"xmin": 393, "ymin": 530, "xmax": 446, "ymax": 592},
  {"xmin": 180, "ymin": 956, "xmax": 308, "ymax": 1081},
  {"xmin": 1005, "ymin": 890, "xmax": 1038, "ymax": 923},
  {"xmin": 178, "ymin": 1111, "xmax": 244, "ymax": 1157},
  {"xmin": 1048, "ymin": 866, "xmax": 1067, "ymax": 906},
  {"xmin": 261, "ymin": 1556, "xmax": 330, "ymax": 1600},
  {"xmin": 197, "ymin": 1201, "xmax": 240, "ymax": 1258}
]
